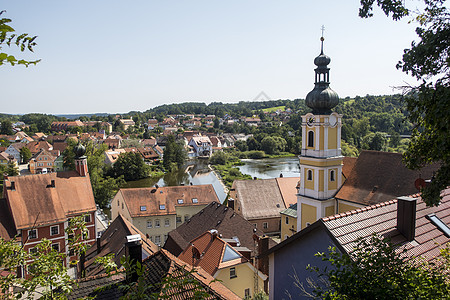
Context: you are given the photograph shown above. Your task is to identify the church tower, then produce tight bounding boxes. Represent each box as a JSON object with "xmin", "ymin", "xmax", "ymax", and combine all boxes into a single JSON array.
[{"xmin": 297, "ymin": 35, "xmax": 343, "ymax": 231}]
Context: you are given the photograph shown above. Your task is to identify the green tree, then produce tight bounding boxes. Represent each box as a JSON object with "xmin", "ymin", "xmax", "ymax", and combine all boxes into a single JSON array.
[
  {"xmin": 209, "ymin": 151, "xmax": 229, "ymax": 165},
  {"xmin": 261, "ymin": 136, "xmax": 287, "ymax": 155},
  {"xmin": 20, "ymin": 146, "xmax": 32, "ymax": 164},
  {"xmin": 306, "ymin": 234, "xmax": 450, "ymax": 299},
  {"xmin": 0, "ymin": 119, "xmax": 13, "ymax": 135},
  {"xmin": 6, "ymin": 160, "xmax": 19, "ymax": 176},
  {"xmin": 0, "ymin": 215, "xmax": 89, "ymax": 299},
  {"xmin": 234, "ymin": 140, "xmax": 248, "ymax": 152},
  {"xmin": 163, "ymin": 135, "xmax": 187, "ymax": 171},
  {"xmin": 111, "ymin": 152, "xmax": 150, "ymax": 181},
  {"xmin": 359, "ymin": 0, "xmax": 450, "ymax": 206},
  {"xmin": 0, "ymin": 10, "xmax": 40, "ymax": 67}
]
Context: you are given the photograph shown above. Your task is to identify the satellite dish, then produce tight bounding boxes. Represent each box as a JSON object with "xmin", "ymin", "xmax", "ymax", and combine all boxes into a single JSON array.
[{"xmin": 414, "ymin": 178, "xmax": 426, "ymax": 190}]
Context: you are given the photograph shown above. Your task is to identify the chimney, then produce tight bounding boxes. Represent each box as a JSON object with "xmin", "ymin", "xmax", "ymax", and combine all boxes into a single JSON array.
[
  {"xmin": 51, "ymin": 180, "xmax": 55, "ymax": 188},
  {"xmin": 125, "ymin": 234, "xmax": 142, "ymax": 283},
  {"xmin": 10, "ymin": 181, "xmax": 15, "ymax": 191},
  {"xmin": 96, "ymin": 237, "xmax": 101, "ymax": 254},
  {"xmin": 397, "ymin": 196, "xmax": 417, "ymax": 241}
]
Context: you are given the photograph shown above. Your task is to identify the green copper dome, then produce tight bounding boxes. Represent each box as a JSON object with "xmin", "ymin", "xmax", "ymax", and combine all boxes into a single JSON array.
[{"xmin": 74, "ymin": 143, "xmax": 86, "ymax": 158}]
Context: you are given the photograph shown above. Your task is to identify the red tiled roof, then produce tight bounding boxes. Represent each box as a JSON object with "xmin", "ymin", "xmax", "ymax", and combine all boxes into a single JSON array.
[
  {"xmin": 118, "ymin": 185, "xmax": 219, "ymax": 218},
  {"xmin": 178, "ymin": 231, "xmax": 247, "ymax": 276},
  {"xmin": 276, "ymin": 177, "xmax": 299, "ymax": 208},
  {"xmin": 4, "ymin": 172, "xmax": 96, "ymax": 229},
  {"xmin": 323, "ymin": 188, "xmax": 450, "ymax": 263}
]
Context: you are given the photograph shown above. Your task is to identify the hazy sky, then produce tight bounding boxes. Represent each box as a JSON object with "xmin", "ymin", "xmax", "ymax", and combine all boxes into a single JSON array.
[{"xmin": 1, "ymin": 1, "xmax": 421, "ymax": 115}]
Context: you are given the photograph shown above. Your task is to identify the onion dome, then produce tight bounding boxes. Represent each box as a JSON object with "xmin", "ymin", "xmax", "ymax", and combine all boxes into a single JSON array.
[
  {"xmin": 74, "ymin": 143, "xmax": 86, "ymax": 158},
  {"xmin": 305, "ymin": 36, "xmax": 339, "ymax": 114}
]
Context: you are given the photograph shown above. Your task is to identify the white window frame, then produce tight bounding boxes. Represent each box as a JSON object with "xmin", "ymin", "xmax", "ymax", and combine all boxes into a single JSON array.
[
  {"xmin": 263, "ymin": 222, "xmax": 268, "ymax": 229},
  {"xmin": 50, "ymin": 225, "xmax": 59, "ymax": 236},
  {"xmin": 52, "ymin": 243, "xmax": 60, "ymax": 252},
  {"xmin": 147, "ymin": 221, "xmax": 152, "ymax": 228},
  {"xmin": 28, "ymin": 229, "xmax": 37, "ymax": 240},
  {"xmin": 155, "ymin": 219, "xmax": 160, "ymax": 228},
  {"xmin": 164, "ymin": 219, "xmax": 170, "ymax": 227}
]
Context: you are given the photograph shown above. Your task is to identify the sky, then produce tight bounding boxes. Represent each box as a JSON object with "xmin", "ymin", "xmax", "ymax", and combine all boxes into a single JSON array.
[{"xmin": 1, "ymin": 1, "xmax": 422, "ymax": 115}]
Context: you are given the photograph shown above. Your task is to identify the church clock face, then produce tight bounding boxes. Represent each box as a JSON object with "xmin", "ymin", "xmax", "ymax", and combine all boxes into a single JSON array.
[{"xmin": 307, "ymin": 116, "xmax": 315, "ymax": 126}]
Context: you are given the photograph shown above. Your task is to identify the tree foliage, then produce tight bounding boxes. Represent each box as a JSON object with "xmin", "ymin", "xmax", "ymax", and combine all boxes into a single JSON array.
[
  {"xmin": 0, "ymin": 10, "xmax": 40, "ymax": 67},
  {"xmin": 0, "ymin": 215, "xmax": 89, "ymax": 299},
  {"xmin": 162, "ymin": 135, "xmax": 187, "ymax": 171},
  {"xmin": 110, "ymin": 151, "xmax": 150, "ymax": 181},
  {"xmin": 20, "ymin": 146, "xmax": 32, "ymax": 164},
  {"xmin": 0, "ymin": 119, "xmax": 13, "ymax": 135},
  {"xmin": 307, "ymin": 234, "xmax": 450, "ymax": 299}
]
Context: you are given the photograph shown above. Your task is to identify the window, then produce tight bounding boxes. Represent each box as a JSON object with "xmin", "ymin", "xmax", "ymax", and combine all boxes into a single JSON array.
[
  {"xmin": 147, "ymin": 221, "xmax": 152, "ymax": 228},
  {"xmin": 307, "ymin": 170, "xmax": 313, "ymax": 181},
  {"xmin": 177, "ymin": 199, "xmax": 184, "ymax": 204},
  {"xmin": 50, "ymin": 225, "xmax": 59, "ymax": 236},
  {"xmin": 164, "ymin": 219, "xmax": 170, "ymax": 227},
  {"xmin": 245, "ymin": 288, "xmax": 250, "ymax": 298},
  {"xmin": 29, "ymin": 247, "xmax": 38, "ymax": 255},
  {"xmin": 28, "ymin": 229, "xmax": 37, "ymax": 240},
  {"xmin": 330, "ymin": 170, "xmax": 335, "ymax": 182},
  {"xmin": 52, "ymin": 243, "xmax": 60, "ymax": 252},
  {"xmin": 184, "ymin": 215, "xmax": 189, "ymax": 222},
  {"xmin": 176, "ymin": 216, "xmax": 182, "ymax": 223},
  {"xmin": 84, "ymin": 214, "xmax": 91, "ymax": 223},
  {"xmin": 253, "ymin": 223, "xmax": 257, "ymax": 228},
  {"xmin": 426, "ymin": 214, "xmax": 450, "ymax": 237},
  {"xmin": 230, "ymin": 267, "xmax": 237, "ymax": 279},
  {"xmin": 155, "ymin": 235, "xmax": 161, "ymax": 244},
  {"xmin": 263, "ymin": 222, "xmax": 268, "ymax": 229},
  {"xmin": 155, "ymin": 219, "xmax": 160, "ymax": 228},
  {"xmin": 308, "ymin": 131, "xmax": 314, "ymax": 147},
  {"xmin": 82, "ymin": 230, "xmax": 89, "ymax": 240},
  {"xmin": 192, "ymin": 198, "xmax": 198, "ymax": 203},
  {"xmin": 140, "ymin": 206, "xmax": 147, "ymax": 211},
  {"xmin": 285, "ymin": 216, "xmax": 289, "ymax": 225},
  {"xmin": 159, "ymin": 204, "xmax": 165, "ymax": 210}
]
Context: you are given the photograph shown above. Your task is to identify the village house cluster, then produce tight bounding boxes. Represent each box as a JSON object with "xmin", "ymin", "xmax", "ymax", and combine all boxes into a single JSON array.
[{"xmin": 0, "ymin": 40, "xmax": 448, "ymax": 300}]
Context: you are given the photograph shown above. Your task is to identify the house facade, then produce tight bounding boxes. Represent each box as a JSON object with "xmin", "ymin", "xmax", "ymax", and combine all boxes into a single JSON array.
[
  {"xmin": 1, "ymin": 151, "xmax": 97, "ymax": 277},
  {"xmin": 188, "ymin": 136, "xmax": 212, "ymax": 157},
  {"xmin": 111, "ymin": 185, "xmax": 219, "ymax": 246},
  {"xmin": 29, "ymin": 149, "xmax": 57, "ymax": 174}
]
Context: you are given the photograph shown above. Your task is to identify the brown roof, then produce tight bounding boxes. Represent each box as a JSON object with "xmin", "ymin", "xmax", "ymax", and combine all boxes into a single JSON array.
[
  {"xmin": 276, "ymin": 177, "xmax": 299, "ymax": 208},
  {"xmin": 335, "ymin": 151, "xmax": 439, "ymax": 206},
  {"xmin": 26, "ymin": 140, "xmax": 52, "ymax": 154},
  {"xmin": 178, "ymin": 231, "xmax": 247, "ymax": 276},
  {"xmin": 118, "ymin": 185, "xmax": 219, "ymax": 218},
  {"xmin": 83, "ymin": 214, "xmax": 158, "ymax": 277},
  {"xmin": 233, "ymin": 179, "xmax": 286, "ymax": 219},
  {"xmin": 4, "ymin": 172, "xmax": 96, "ymax": 229},
  {"xmin": 0, "ymin": 198, "xmax": 17, "ymax": 241},
  {"xmin": 266, "ymin": 188, "xmax": 450, "ymax": 264},
  {"xmin": 137, "ymin": 147, "xmax": 159, "ymax": 160},
  {"xmin": 342, "ymin": 156, "xmax": 357, "ymax": 179},
  {"xmin": 323, "ymin": 188, "xmax": 450, "ymax": 263},
  {"xmin": 164, "ymin": 202, "xmax": 277, "ymax": 257}
]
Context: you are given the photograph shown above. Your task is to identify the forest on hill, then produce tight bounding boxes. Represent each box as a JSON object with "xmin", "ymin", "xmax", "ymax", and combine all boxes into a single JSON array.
[{"xmin": 0, "ymin": 94, "xmax": 412, "ymax": 155}]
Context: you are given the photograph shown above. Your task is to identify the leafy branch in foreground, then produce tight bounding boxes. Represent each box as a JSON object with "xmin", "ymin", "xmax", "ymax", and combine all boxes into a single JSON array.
[
  {"xmin": 0, "ymin": 10, "xmax": 40, "ymax": 67},
  {"xmin": 303, "ymin": 234, "xmax": 450, "ymax": 299}
]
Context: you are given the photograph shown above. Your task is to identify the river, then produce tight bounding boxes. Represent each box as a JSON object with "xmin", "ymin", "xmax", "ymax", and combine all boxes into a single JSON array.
[{"xmin": 122, "ymin": 156, "xmax": 300, "ymax": 203}]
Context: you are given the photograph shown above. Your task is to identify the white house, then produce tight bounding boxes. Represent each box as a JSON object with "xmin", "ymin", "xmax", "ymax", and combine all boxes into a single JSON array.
[{"xmin": 188, "ymin": 136, "xmax": 212, "ymax": 157}]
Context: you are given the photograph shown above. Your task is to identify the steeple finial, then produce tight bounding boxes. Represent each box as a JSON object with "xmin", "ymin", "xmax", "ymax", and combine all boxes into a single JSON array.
[{"xmin": 320, "ymin": 25, "xmax": 325, "ymax": 54}]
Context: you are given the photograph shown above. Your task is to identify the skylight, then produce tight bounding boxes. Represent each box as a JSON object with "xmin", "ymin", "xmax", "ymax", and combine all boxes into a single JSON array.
[
  {"xmin": 177, "ymin": 199, "xmax": 184, "ymax": 204},
  {"xmin": 159, "ymin": 204, "xmax": 166, "ymax": 210},
  {"xmin": 222, "ymin": 245, "xmax": 241, "ymax": 262},
  {"xmin": 192, "ymin": 198, "xmax": 198, "ymax": 203},
  {"xmin": 426, "ymin": 214, "xmax": 450, "ymax": 238},
  {"xmin": 140, "ymin": 206, "xmax": 146, "ymax": 211}
]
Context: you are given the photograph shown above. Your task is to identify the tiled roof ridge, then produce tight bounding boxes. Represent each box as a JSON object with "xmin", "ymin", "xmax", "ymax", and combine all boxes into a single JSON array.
[
  {"xmin": 76, "ymin": 269, "xmax": 124, "ymax": 283},
  {"xmin": 323, "ymin": 192, "xmax": 423, "ymax": 222}
]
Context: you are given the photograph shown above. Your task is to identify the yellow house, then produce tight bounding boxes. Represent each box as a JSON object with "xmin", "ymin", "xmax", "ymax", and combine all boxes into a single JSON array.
[
  {"xmin": 111, "ymin": 184, "xmax": 219, "ymax": 246},
  {"xmin": 178, "ymin": 230, "xmax": 267, "ymax": 299},
  {"xmin": 280, "ymin": 203, "xmax": 297, "ymax": 241}
]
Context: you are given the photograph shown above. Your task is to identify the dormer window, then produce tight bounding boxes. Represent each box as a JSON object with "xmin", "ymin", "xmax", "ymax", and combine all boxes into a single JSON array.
[
  {"xmin": 159, "ymin": 204, "xmax": 165, "ymax": 210},
  {"xmin": 140, "ymin": 206, "xmax": 147, "ymax": 211},
  {"xmin": 192, "ymin": 198, "xmax": 198, "ymax": 203}
]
